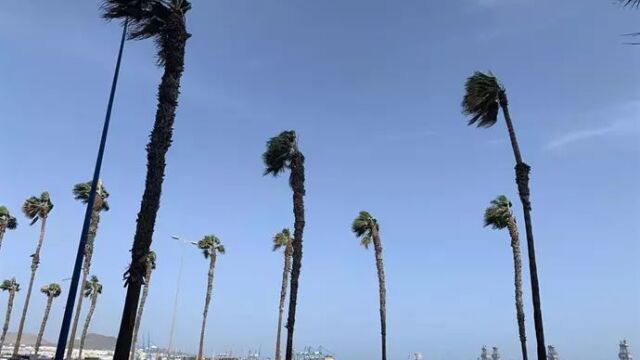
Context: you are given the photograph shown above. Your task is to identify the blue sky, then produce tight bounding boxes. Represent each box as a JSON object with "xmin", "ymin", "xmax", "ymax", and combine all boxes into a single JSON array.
[{"xmin": 1, "ymin": 1, "xmax": 639, "ymax": 359}]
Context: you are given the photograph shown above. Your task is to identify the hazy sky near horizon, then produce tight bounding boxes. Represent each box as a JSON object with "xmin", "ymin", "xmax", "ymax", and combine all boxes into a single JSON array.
[{"xmin": 1, "ymin": 1, "xmax": 639, "ymax": 359}]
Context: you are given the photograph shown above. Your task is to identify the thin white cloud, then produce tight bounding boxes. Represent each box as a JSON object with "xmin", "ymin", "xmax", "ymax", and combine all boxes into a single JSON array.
[{"xmin": 545, "ymin": 102, "xmax": 640, "ymax": 150}]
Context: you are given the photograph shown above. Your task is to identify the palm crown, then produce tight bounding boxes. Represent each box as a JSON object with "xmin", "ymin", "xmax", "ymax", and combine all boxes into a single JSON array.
[
  {"xmin": 73, "ymin": 181, "xmax": 110, "ymax": 211},
  {"xmin": 197, "ymin": 235, "xmax": 226, "ymax": 259},
  {"xmin": 620, "ymin": 0, "xmax": 640, "ymax": 6},
  {"xmin": 484, "ymin": 195, "xmax": 513, "ymax": 230},
  {"xmin": 0, "ymin": 278, "xmax": 20, "ymax": 292},
  {"xmin": 0, "ymin": 206, "xmax": 17, "ymax": 230},
  {"xmin": 22, "ymin": 192, "xmax": 54, "ymax": 225},
  {"xmin": 83, "ymin": 276, "xmax": 103, "ymax": 298},
  {"xmin": 102, "ymin": 0, "xmax": 192, "ymax": 63},
  {"xmin": 272, "ymin": 228, "xmax": 293, "ymax": 252},
  {"xmin": 352, "ymin": 211, "xmax": 379, "ymax": 249},
  {"xmin": 146, "ymin": 250, "xmax": 157, "ymax": 270},
  {"xmin": 462, "ymin": 71, "xmax": 506, "ymax": 128},
  {"xmin": 263, "ymin": 131, "xmax": 303, "ymax": 177},
  {"xmin": 41, "ymin": 283, "xmax": 62, "ymax": 298}
]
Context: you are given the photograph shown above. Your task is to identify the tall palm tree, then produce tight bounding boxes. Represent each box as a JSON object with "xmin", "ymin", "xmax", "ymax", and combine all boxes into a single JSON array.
[
  {"xmin": 272, "ymin": 228, "xmax": 293, "ymax": 360},
  {"xmin": 101, "ymin": 1, "xmax": 192, "ymax": 357},
  {"xmin": 0, "ymin": 206, "xmax": 17, "ymax": 254},
  {"xmin": 35, "ymin": 283, "xmax": 62, "ymax": 355},
  {"xmin": 352, "ymin": 211, "xmax": 388, "ymax": 360},
  {"xmin": 484, "ymin": 195, "xmax": 528, "ymax": 360},
  {"xmin": 130, "ymin": 251, "xmax": 156, "ymax": 360},
  {"xmin": 262, "ymin": 130, "xmax": 306, "ymax": 360},
  {"xmin": 13, "ymin": 192, "xmax": 54, "ymax": 357},
  {"xmin": 196, "ymin": 235, "xmax": 225, "ymax": 360},
  {"xmin": 78, "ymin": 276, "xmax": 102, "ymax": 360},
  {"xmin": 67, "ymin": 181, "xmax": 110, "ymax": 360},
  {"xmin": 0, "ymin": 278, "xmax": 19, "ymax": 353},
  {"xmin": 462, "ymin": 71, "xmax": 546, "ymax": 360}
]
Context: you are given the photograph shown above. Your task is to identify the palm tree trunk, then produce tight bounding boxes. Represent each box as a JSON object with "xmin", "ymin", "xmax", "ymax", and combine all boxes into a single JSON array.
[
  {"xmin": 0, "ymin": 291, "xmax": 15, "ymax": 353},
  {"xmin": 198, "ymin": 253, "xmax": 217, "ymax": 360},
  {"xmin": 130, "ymin": 268, "xmax": 153, "ymax": 360},
  {"xmin": 275, "ymin": 249, "xmax": 292, "ymax": 360},
  {"xmin": 34, "ymin": 296, "xmax": 54, "ymax": 355},
  {"xmin": 0, "ymin": 227, "xmax": 6, "ymax": 254},
  {"xmin": 113, "ymin": 13, "xmax": 188, "ymax": 360},
  {"xmin": 285, "ymin": 154, "xmax": 306, "ymax": 360},
  {"xmin": 371, "ymin": 228, "xmax": 387, "ymax": 360},
  {"xmin": 13, "ymin": 216, "xmax": 47, "ymax": 357},
  {"xmin": 507, "ymin": 217, "xmax": 528, "ymax": 360},
  {"xmin": 79, "ymin": 295, "xmax": 97, "ymax": 360},
  {"xmin": 501, "ymin": 101, "xmax": 546, "ymax": 360},
  {"xmin": 67, "ymin": 210, "xmax": 100, "ymax": 360}
]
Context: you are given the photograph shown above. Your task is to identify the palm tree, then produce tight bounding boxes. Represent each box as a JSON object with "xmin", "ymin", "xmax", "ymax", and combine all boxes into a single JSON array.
[
  {"xmin": 67, "ymin": 181, "xmax": 110, "ymax": 359},
  {"xmin": 272, "ymin": 228, "xmax": 293, "ymax": 360},
  {"xmin": 352, "ymin": 211, "xmax": 388, "ymax": 360},
  {"xmin": 484, "ymin": 195, "xmax": 528, "ymax": 360},
  {"xmin": 618, "ymin": 0, "xmax": 640, "ymax": 44},
  {"xmin": 0, "ymin": 278, "xmax": 19, "ymax": 353},
  {"xmin": 35, "ymin": 283, "xmax": 62, "ymax": 355},
  {"xmin": 130, "ymin": 251, "xmax": 156, "ymax": 360},
  {"xmin": 101, "ymin": 1, "xmax": 192, "ymax": 357},
  {"xmin": 13, "ymin": 192, "xmax": 54, "ymax": 357},
  {"xmin": 78, "ymin": 276, "xmax": 102, "ymax": 360},
  {"xmin": 0, "ymin": 206, "xmax": 17, "ymax": 253},
  {"xmin": 462, "ymin": 71, "xmax": 546, "ymax": 360},
  {"xmin": 196, "ymin": 235, "xmax": 225, "ymax": 360},
  {"xmin": 262, "ymin": 130, "xmax": 306, "ymax": 360}
]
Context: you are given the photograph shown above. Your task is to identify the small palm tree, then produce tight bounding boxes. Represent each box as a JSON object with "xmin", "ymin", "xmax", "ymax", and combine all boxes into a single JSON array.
[
  {"xmin": 13, "ymin": 192, "xmax": 54, "ymax": 357},
  {"xmin": 34, "ymin": 283, "xmax": 62, "ymax": 355},
  {"xmin": 196, "ymin": 235, "xmax": 225, "ymax": 360},
  {"xmin": 484, "ymin": 195, "xmax": 528, "ymax": 360},
  {"xmin": 78, "ymin": 276, "xmax": 102, "ymax": 360},
  {"xmin": 101, "ymin": 1, "xmax": 192, "ymax": 356},
  {"xmin": 0, "ymin": 279, "xmax": 19, "ymax": 353},
  {"xmin": 352, "ymin": 211, "xmax": 388, "ymax": 360},
  {"xmin": 130, "ymin": 251, "xmax": 157, "ymax": 360},
  {"xmin": 0, "ymin": 206, "xmax": 17, "ymax": 253},
  {"xmin": 263, "ymin": 130, "xmax": 306, "ymax": 360},
  {"xmin": 67, "ymin": 181, "xmax": 110, "ymax": 359},
  {"xmin": 272, "ymin": 228, "xmax": 293, "ymax": 360},
  {"xmin": 462, "ymin": 71, "xmax": 546, "ymax": 360}
]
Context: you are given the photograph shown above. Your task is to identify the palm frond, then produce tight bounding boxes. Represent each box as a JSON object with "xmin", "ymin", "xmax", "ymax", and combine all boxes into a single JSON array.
[
  {"xmin": 0, "ymin": 278, "xmax": 18, "ymax": 292},
  {"xmin": 198, "ymin": 234, "xmax": 225, "ymax": 257},
  {"xmin": 73, "ymin": 181, "xmax": 110, "ymax": 211},
  {"xmin": 0, "ymin": 206, "xmax": 18, "ymax": 230},
  {"xmin": 272, "ymin": 228, "xmax": 292, "ymax": 252},
  {"xmin": 41, "ymin": 283, "xmax": 62, "ymax": 297},
  {"xmin": 619, "ymin": 0, "xmax": 640, "ymax": 7},
  {"xmin": 462, "ymin": 71, "xmax": 504, "ymax": 128},
  {"xmin": 484, "ymin": 195, "xmax": 512, "ymax": 230},
  {"xmin": 147, "ymin": 250, "xmax": 157, "ymax": 270},
  {"xmin": 352, "ymin": 211, "xmax": 377, "ymax": 249},
  {"xmin": 262, "ymin": 131, "xmax": 298, "ymax": 176},
  {"xmin": 22, "ymin": 192, "xmax": 54, "ymax": 224}
]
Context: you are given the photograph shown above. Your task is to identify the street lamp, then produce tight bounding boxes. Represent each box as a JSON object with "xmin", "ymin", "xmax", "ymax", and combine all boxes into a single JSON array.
[{"xmin": 167, "ymin": 235, "xmax": 197, "ymax": 357}]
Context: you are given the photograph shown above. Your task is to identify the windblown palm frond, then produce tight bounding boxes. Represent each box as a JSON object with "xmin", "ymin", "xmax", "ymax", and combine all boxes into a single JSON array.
[
  {"xmin": 40, "ymin": 283, "xmax": 62, "ymax": 298},
  {"xmin": 484, "ymin": 195, "xmax": 513, "ymax": 230},
  {"xmin": 83, "ymin": 276, "xmax": 102, "ymax": 297},
  {"xmin": 462, "ymin": 71, "xmax": 505, "ymax": 128},
  {"xmin": 197, "ymin": 235, "xmax": 225, "ymax": 258},
  {"xmin": 0, "ymin": 279, "xmax": 19, "ymax": 292},
  {"xmin": 73, "ymin": 181, "xmax": 110, "ymax": 211},
  {"xmin": 352, "ymin": 211, "xmax": 378, "ymax": 249},
  {"xmin": 0, "ymin": 206, "xmax": 17, "ymax": 230},
  {"xmin": 619, "ymin": 0, "xmax": 640, "ymax": 7},
  {"xmin": 263, "ymin": 131, "xmax": 299, "ymax": 176},
  {"xmin": 22, "ymin": 193, "xmax": 54, "ymax": 226},
  {"xmin": 146, "ymin": 250, "xmax": 157, "ymax": 270},
  {"xmin": 272, "ymin": 228, "xmax": 292, "ymax": 252}
]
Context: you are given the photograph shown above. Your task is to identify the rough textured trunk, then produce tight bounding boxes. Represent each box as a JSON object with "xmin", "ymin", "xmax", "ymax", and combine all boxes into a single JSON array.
[
  {"xmin": 34, "ymin": 296, "xmax": 54, "ymax": 355},
  {"xmin": 0, "ymin": 291, "xmax": 15, "ymax": 352},
  {"xmin": 13, "ymin": 216, "xmax": 47, "ymax": 357},
  {"xmin": 67, "ymin": 208, "xmax": 101, "ymax": 360},
  {"xmin": 130, "ymin": 266, "xmax": 153, "ymax": 360},
  {"xmin": 275, "ymin": 246, "xmax": 292, "ymax": 360},
  {"xmin": 501, "ymin": 99, "xmax": 546, "ymax": 360},
  {"xmin": 198, "ymin": 253, "xmax": 217, "ymax": 360},
  {"xmin": 284, "ymin": 154, "xmax": 305, "ymax": 360},
  {"xmin": 113, "ymin": 12, "xmax": 188, "ymax": 359},
  {"xmin": 78, "ymin": 295, "xmax": 97, "ymax": 360},
  {"xmin": 371, "ymin": 227, "xmax": 387, "ymax": 360},
  {"xmin": 507, "ymin": 217, "xmax": 528, "ymax": 360}
]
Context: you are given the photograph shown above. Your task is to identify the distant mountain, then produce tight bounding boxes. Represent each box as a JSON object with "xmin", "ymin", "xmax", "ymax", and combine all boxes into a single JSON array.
[{"xmin": 3, "ymin": 332, "xmax": 115, "ymax": 351}]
